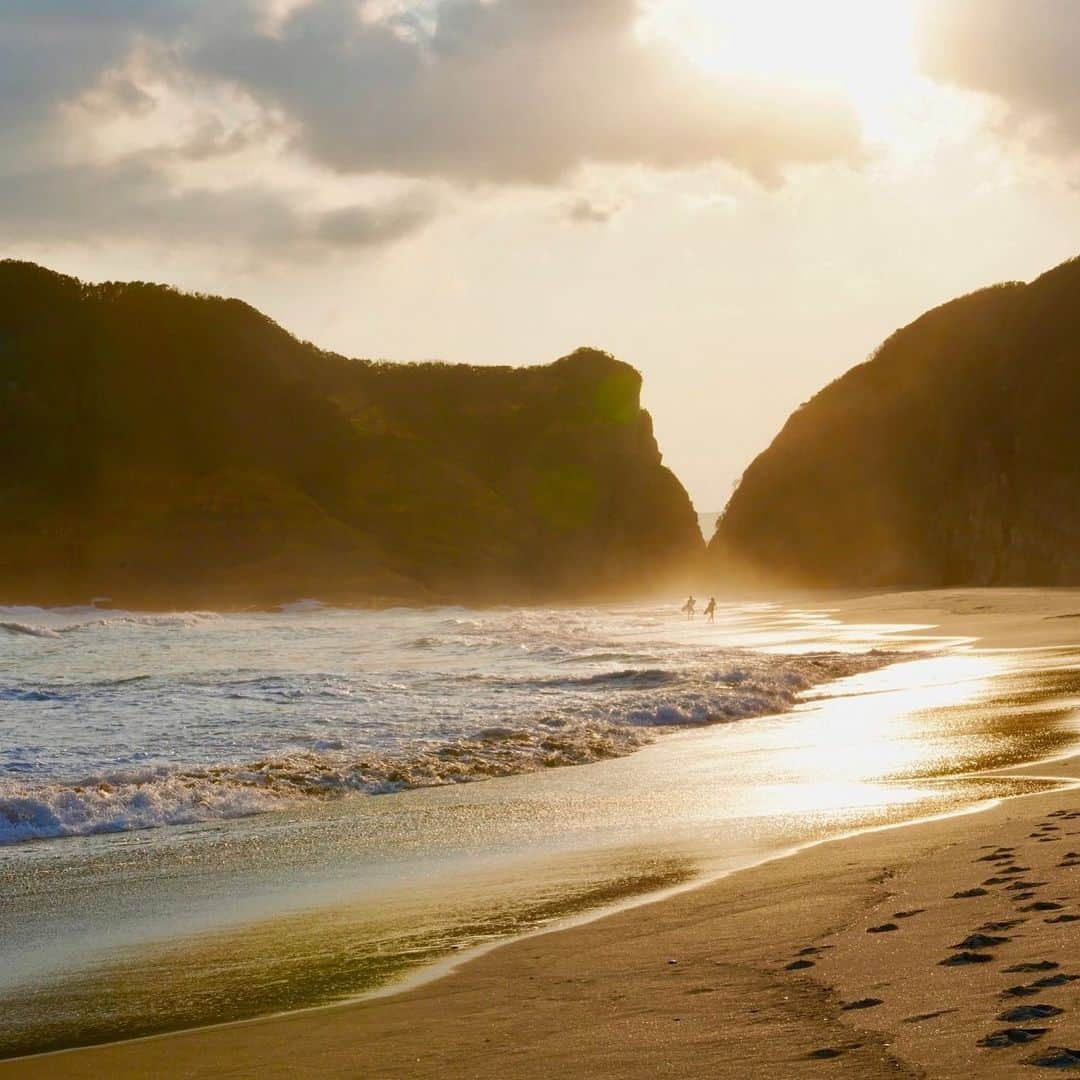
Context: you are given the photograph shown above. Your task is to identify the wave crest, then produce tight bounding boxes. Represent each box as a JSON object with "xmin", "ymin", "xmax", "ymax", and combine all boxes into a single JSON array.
[{"xmin": 0, "ymin": 649, "xmax": 898, "ymax": 846}]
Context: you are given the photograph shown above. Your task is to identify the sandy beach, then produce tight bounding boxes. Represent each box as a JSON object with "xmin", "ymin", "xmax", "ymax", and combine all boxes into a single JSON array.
[{"xmin": 4, "ymin": 589, "xmax": 1079, "ymax": 1079}]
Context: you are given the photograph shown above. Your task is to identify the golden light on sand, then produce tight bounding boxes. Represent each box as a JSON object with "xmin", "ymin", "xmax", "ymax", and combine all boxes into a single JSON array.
[
  {"xmin": 646, "ymin": 0, "xmax": 921, "ymax": 142},
  {"xmin": 781, "ymin": 653, "xmax": 1006, "ymax": 783}
]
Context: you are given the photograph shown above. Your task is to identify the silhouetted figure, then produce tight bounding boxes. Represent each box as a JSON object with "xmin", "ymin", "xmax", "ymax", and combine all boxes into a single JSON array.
[
  {"xmin": 681, "ymin": 595, "xmax": 695, "ymax": 619},
  {"xmin": 703, "ymin": 597, "xmax": 717, "ymax": 622}
]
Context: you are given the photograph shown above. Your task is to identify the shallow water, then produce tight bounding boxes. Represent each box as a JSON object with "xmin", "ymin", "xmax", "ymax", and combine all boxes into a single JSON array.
[{"xmin": 0, "ymin": 602, "xmax": 1077, "ymax": 1058}]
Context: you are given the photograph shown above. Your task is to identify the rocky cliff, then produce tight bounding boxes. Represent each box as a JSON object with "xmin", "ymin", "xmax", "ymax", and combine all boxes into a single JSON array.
[
  {"xmin": 0, "ymin": 261, "xmax": 701, "ymax": 606},
  {"xmin": 710, "ymin": 255, "xmax": 1080, "ymax": 586}
]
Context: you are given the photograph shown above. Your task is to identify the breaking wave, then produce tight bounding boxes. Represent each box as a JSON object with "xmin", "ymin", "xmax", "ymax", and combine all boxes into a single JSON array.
[
  {"xmin": 1, "ymin": 621, "xmax": 61, "ymax": 639},
  {"xmin": 0, "ymin": 649, "xmax": 896, "ymax": 846}
]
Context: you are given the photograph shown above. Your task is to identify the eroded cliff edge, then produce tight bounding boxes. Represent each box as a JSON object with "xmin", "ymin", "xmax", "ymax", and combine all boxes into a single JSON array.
[{"xmin": 0, "ymin": 261, "xmax": 702, "ymax": 606}]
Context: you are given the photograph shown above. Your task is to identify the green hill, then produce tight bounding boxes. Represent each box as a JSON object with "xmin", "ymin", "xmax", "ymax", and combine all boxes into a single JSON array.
[
  {"xmin": 0, "ymin": 261, "xmax": 701, "ymax": 607},
  {"xmin": 709, "ymin": 254, "xmax": 1080, "ymax": 586}
]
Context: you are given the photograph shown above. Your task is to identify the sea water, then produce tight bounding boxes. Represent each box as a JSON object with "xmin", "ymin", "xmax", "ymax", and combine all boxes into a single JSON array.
[{"xmin": 1, "ymin": 601, "xmax": 908, "ymax": 845}]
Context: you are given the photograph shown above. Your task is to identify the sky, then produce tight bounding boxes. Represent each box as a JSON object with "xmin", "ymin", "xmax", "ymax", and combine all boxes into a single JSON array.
[{"xmin": 3, "ymin": 0, "xmax": 1080, "ymax": 510}]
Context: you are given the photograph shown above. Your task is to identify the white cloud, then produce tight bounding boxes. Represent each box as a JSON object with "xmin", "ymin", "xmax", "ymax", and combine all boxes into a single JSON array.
[
  {"xmin": 918, "ymin": 0, "xmax": 1080, "ymax": 163},
  {"xmin": 194, "ymin": 0, "xmax": 863, "ymax": 185},
  {"xmin": 0, "ymin": 0, "xmax": 866, "ymax": 255}
]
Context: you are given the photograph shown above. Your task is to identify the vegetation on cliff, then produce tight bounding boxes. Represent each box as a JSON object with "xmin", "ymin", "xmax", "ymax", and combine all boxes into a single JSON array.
[
  {"xmin": 710, "ymin": 255, "xmax": 1080, "ymax": 586},
  {"xmin": 0, "ymin": 261, "xmax": 701, "ymax": 606}
]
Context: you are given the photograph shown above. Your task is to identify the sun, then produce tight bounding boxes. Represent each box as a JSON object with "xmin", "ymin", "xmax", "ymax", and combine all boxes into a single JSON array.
[{"xmin": 642, "ymin": 0, "xmax": 922, "ymax": 143}]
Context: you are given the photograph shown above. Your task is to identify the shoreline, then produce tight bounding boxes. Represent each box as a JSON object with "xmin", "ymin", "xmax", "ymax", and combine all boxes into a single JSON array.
[
  {"xmin": 6, "ymin": 759, "xmax": 1077, "ymax": 1078},
  {"xmin": 3, "ymin": 588, "xmax": 1079, "ymax": 1077}
]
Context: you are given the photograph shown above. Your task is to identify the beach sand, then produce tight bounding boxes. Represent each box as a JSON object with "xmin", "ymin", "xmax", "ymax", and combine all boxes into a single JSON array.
[{"xmin": 4, "ymin": 588, "xmax": 1078, "ymax": 1079}]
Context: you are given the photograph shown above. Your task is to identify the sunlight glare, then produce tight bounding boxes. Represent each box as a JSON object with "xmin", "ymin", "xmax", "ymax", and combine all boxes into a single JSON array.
[{"xmin": 644, "ymin": 0, "xmax": 921, "ymax": 143}]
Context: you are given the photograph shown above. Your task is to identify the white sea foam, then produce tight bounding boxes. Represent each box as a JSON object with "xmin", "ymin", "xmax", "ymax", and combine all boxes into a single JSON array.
[
  {"xmin": 1, "ymin": 602, "xmax": 909, "ymax": 845},
  {"xmin": 0, "ymin": 772, "xmax": 284, "ymax": 845}
]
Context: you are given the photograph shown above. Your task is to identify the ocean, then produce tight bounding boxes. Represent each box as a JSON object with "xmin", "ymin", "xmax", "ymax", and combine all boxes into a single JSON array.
[{"xmin": 0, "ymin": 600, "xmax": 907, "ymax": 845}]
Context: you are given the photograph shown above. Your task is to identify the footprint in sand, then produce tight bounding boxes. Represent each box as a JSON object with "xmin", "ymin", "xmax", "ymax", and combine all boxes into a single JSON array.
[
  {"xmin": 952, "ymin": 934, "xmax": 1011, "ymax": 949},
  {"xmin": 981, "ymin": 919, "xmax": 1027, "ymax": 932},
  {"xmin": 940, "ymin": 951, "xmax": 995, "ymax": 966},
  {"xmin": 866, "ymin": 923, "xmax": 899, "ymax": 934},
  {"xmin": 841, "ymin": 998, "xmax": 884, "ymax": 1011},
  {"xmin": 997, "ymin": 1004, "xmax": 1065, "ymax": 1023},
  {"xmin": 806, "ymin": 1044, "xmax": 862, "ymax": 1060},
  {"xmin": 977, "ymin": 1027, "xmax": 1049, "ymax": 1048},
  {"xmin": 1021, "ymin": 1046, "xmax": 1080, "ymax": 1069},
  {"xmin": 902, "ymin": 1009, "xmax": 957, "ymax": 1024},
  {"xmin": 1032, "ymin": 974, "xmax": 1079, "ymax": 988}
]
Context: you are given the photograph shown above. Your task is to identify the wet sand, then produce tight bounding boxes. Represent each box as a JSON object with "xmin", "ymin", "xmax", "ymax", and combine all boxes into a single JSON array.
[{"xmin": 3, "ymin": 588, "xmax": 1078, "ymax": 1078}]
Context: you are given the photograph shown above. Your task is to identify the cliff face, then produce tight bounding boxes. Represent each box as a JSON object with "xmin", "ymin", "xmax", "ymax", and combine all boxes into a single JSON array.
[
  {"xmin": 0, "ymin": 261, "xmax": 701, "ymax": 606},
  {"xmin": 710, "ymin": 255, "xmax": 1080, "ymax": 587}
]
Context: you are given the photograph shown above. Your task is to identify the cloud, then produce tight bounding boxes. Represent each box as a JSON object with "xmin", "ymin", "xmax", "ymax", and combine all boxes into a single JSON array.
[
  {"xmin": 0, "ymin": 156, "xmax": 437, "ymax": 254},
  {"xmin": 314, "ymin": 190, "xmax": 439, "ymax": 246},
  {"xmin": 194, "ymin": 0, "xmax": 863, "ymax": 186},
  {"xmin": 0, "ymin": 0, "xmax": 865, "ymax": 255},
  {"xmin": 918, "ymin": 0, "xmax": 1080, "ymax": 159}
]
